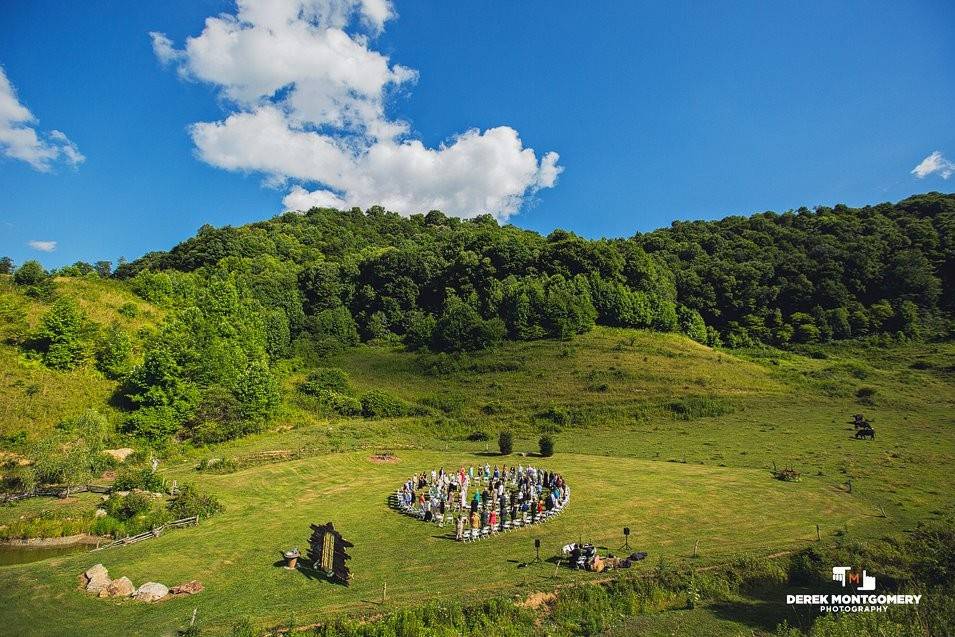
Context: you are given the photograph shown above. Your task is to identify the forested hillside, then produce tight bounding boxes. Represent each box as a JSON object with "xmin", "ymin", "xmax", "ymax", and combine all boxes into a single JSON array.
[
  {"xmin": 636, "ymin": 192, "xmax": 954, "ymax": 346},
  {"xmin": 1, "ymin": 192, "xmax": 951, "ymax": 448},
  {"xmin": 118, "ymin": 191, "xmax": 952, "ymax": 347}
]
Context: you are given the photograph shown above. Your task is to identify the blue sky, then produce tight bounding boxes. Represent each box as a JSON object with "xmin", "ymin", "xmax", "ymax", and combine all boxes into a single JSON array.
[{"xmin": 1, "ymin": 0, "xmax": 953, "ymax": 268}]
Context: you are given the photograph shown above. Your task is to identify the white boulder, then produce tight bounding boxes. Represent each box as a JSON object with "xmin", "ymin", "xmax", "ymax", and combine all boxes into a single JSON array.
[{"xmin": 133, "ymin": 582, "xmax": 169, "ymax": 603}]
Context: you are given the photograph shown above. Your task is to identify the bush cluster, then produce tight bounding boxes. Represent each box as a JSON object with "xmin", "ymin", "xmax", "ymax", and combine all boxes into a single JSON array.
[{"xmin": 360, "ymin": 390, "xmax": 411, "ymax": 418}]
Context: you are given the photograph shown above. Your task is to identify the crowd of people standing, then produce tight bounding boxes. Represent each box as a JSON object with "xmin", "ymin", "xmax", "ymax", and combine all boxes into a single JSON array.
[{"xmin": 392, "ymin": 463, "xmax": 569, "ymax": 540}]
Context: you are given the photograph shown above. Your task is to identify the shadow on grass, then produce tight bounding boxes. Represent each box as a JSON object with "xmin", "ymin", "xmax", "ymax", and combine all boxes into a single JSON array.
[
  {"xmin": 297, "ymin": 565, "xmax": 349, "ymax": 586},
  {"xmin": 270, "ymin": 557, "xmax": 349, "ymax": 587},
  {"xmin": 707, "ymin": 586, "xmax": 811, "ymax": 634}
]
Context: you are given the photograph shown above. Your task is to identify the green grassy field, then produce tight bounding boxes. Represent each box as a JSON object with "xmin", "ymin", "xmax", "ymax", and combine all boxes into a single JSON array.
[
  {"xmin": 1, "ymin": 280, "xmax": 953, "ymax": 635},
  {"xmin": 0, "ymin": 449, "xmax": 873, "ymax": 636}
]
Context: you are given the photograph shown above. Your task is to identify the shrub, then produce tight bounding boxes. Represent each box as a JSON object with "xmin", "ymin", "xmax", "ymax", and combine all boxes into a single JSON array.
[
  {"xmin": 467, "ymin": 430, "xmax": 490, "ymax": 442},
  {"xmin": 360, "ymin": 390, "xmax": 410, "ymax": 418},
  {"xmin": 414, "ymin": 351, "xmax": 468, "ymax": 376},
  {"xmin": 13, "ymin": 260, "xmax": 47, "ymax": 286},
  {"xmin": 299, "ymin": 367, "xmax": 352, "ymax": 395},
  {"xmin": 94, "ymin": 323, "xmax": 132, "ymax": 378},
  {"xmin": 33, "ymin": 298, "xmax": 91, "ymax": 370},
  {"xmin": 105, "ymin": 491, "xmax": 155, "ymax": 520},
  {"xmin": 123, "ymin": 406, "xmax": 180, "ymax": 441},
  {"xmin": 113, "ymin": 465, "xmax": 167, "ymax": 493},
  {"xmin": 169, "ymin": 484, "xmax": 223, "ymax": 519},
  {"xmin": 232, "ymin": 361, "xmax": 280, "ymax": 422},
  {"xmin": 539, "ymin": 434, "xmax": 555, "ymax": 457},
  {"xmin": 403, "ymin": 310, "xmax": 436, "ymax": 351},
  {"xmin": 102, "ymin": 492, "xmax": 171, "ymax": 535},
  {"xmin": 186, "ymin": 387, "xmax": 248, "ymax": 444},
  {"xmin": 0, "ymin": 465, "xmax": 37, "ymax": 494},
  {"xmin": 90, "ymin": 514, "xmax": 126, "ymax": 538},
  {"xmin": 29, "ymin": 440, "xmax": 92, "ymax": 488},
  {"xmin": 498, "ymin": 430, "xmax": 513, "ymax": 455},
  {"xmin": 317, "ymin": 390, "xmax": 362, "ymax": 417}
]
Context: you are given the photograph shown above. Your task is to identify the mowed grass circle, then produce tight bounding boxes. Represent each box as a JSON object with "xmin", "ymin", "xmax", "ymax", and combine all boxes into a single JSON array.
[{"xmin": 0, "ymin": 450, "xmax": 870, "ymax": 636}]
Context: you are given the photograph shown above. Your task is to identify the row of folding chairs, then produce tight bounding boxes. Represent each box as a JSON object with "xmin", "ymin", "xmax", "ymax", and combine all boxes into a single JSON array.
[
  {"xmin": 391, "ymin": 491, "xmax": 570, "ymax": 538},
  {"xmin": 459, "ymin": 496, "xmax": 570, "ymax": 542}
]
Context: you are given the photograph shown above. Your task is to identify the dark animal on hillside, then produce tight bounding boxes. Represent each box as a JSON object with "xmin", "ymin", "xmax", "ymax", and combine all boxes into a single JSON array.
[
  {"xmin": 855, "ymin": 428, "xmax": 875, "ymax": 440},
  {"xmin": 851, "ymin": 414, "xmax": 871, "ymax": 429}
]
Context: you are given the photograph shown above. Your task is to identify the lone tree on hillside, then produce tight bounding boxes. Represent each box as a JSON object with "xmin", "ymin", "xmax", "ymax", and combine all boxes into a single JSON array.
[
  {"xmin": 35, "ymin": 298, "xmax": 90, "ymax": 370},
  {"xmin": 539, "ymin": 434, "xmax": 555, "ymax": 457},
  {"xmin": 13, "ymin": 260, "xmax": 46, "ymax": 286},
  {"xmin": 498, "ymin": 430, "xmax": 513, "ymax": 455}
]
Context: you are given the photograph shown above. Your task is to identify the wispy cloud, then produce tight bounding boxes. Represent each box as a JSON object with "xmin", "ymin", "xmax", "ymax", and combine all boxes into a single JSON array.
[
  {"xmin": 0, "ymin": 66, "xmax": 84, "ymax": 172},
  {"xmin": 911, "ymin": 151, "xmax": 954, "ymax": 180},
  {"xmin": 28, "ymin": 240, "xmax": 57, "ymax": 252}
]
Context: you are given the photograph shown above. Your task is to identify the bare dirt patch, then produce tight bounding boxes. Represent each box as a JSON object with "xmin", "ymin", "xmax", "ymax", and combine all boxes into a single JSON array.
[
  {"xmin": 369, "ymin": 453, "xmax": 400, "ymax": 464},
  {"xmin": 518, "ymin": 591, "xmax": 556, "ymax": 610}
]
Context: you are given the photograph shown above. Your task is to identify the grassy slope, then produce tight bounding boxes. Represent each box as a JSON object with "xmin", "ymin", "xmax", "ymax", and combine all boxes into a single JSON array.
[
  {"xmin": 0, "ymin": 276, "xmax": 162, "ymax": 440},
  {"xmin": 0, "ymin": 321, "xmax": 951, "ymax": 635},
  {"xmin": 320, "ymin": 329, "xmax": 955, "ymax": 530}
]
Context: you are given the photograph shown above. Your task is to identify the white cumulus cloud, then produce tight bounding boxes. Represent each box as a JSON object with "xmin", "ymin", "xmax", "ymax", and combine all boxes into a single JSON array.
[
  {"xmin": 0, "ymin": 66, "xmax": 84, "ymax": 172},
  {"xmin": 911, "ymin": 151, "xmax": 954, "ymax": 180},
  {"xmin": 28, "ymin": 240, "xmax": 57, "ymax": 252},
  {"xmin": 152, "ymin": 0, "xmax": 561, "ymax": 219}
]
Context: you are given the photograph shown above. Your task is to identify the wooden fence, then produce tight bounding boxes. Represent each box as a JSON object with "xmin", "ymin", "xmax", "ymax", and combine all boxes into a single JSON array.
[
  {"xmin": 92, "ymin": 515, "xmax": 199, "ymax": 551},
  {"xmin": 0, "ymin": 483, "xmax": 113, "ymax": 503}
]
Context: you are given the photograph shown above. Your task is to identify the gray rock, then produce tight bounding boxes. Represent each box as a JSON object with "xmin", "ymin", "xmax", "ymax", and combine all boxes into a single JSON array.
[
  {"xmin": 133, "ymin": 581, "xmax": 169, "ymax": 602},
  {"xmin": 106, "ymin": 576, "xmax": 135, "ymax": 597}
]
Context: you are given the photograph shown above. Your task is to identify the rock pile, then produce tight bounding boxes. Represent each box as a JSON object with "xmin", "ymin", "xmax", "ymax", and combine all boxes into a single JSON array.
[{"xmin": 81, "ymin": 565, "xmax": 202, "ymax": 602}]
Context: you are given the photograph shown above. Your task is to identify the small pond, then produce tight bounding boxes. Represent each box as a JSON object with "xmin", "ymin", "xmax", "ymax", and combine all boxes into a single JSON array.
[{"xmin": 0, "ymin": 543, "xmax": 89, "ymax": 567}]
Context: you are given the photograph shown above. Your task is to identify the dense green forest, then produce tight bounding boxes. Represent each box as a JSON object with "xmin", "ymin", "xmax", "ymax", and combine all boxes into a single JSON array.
[
  {"xmin": 118, "ymin": 191, "xmax": 954, "ymax": 350},
  {"xmin": 2, "ymin": 192, "xmax": 952, "ymax": 446}
]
